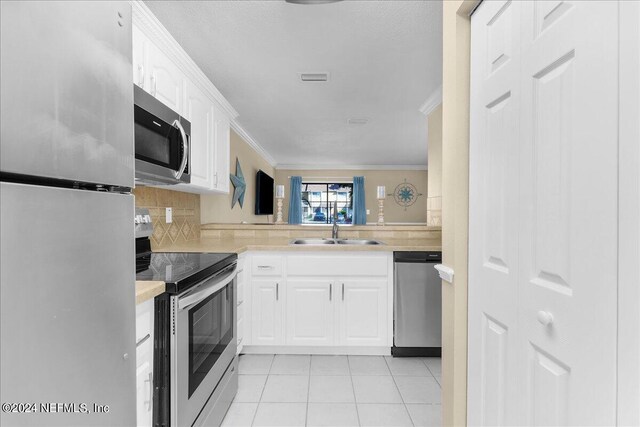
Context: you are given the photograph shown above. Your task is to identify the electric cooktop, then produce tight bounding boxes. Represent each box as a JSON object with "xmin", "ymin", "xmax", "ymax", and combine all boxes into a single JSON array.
[{"xmin": 136, "ymin": 252, "xmax": 236, "ymax": 294}]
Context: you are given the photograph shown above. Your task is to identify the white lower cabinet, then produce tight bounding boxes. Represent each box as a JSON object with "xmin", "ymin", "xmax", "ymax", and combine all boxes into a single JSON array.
[
  {"xmin": 286, "ymin": 280, "xmax": 335, "ymax": 346},
  {"xmin": 244, "ymin": 252, "xmax": 392, "ymax": 352},
  {"xmin": 339, "ymin": 279, "xmax": 388, "ymax": 346},
  {"xmin": 251, "ymin": 279, "xmax": 284, "ymax": 345},
  {"xmin": 236, "ymin": 253, "xmax": 246, "ymax": 354},
  {"xmin": 135, "ymin": 299, "xmax": 154, "ymax": 427}
]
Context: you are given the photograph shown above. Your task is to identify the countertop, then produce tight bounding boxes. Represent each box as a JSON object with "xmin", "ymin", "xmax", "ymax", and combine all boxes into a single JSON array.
[
  {"xmin": 153, "ymin": 237, "xmax": 443, "ymax": 254},
  {"xmin": 135, "ymin": 280, "xmax": 165, "ymax": 305}
]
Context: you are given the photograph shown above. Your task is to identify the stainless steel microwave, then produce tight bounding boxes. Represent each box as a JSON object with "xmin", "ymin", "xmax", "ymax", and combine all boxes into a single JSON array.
[{"xmin": 134, "ymin": 85, "xmax": 191, "ymax": 185}]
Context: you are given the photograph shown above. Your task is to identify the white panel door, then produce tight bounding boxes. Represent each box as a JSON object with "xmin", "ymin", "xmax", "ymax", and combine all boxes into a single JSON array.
[
  {"xmin": 251, "ymin": 279, "xmax": 284, "ymax": 345},
  {"xmin": 338, "ymin": 280, "xmax": 387, "ymax": 346},
  {"xmin": 469, "ymin": 1, "xmax": 523, "ymax": 424},
  {"xmin": 183, "ymin": 81, "xmax": 214, "ymax": 190},
  {"xmin": 469, "ymin": 1, "xmax": 619, "ymax": 425},
  {"xmin": 517, "ymin": 2, "xmax": 618, "ymax": 425},
  {"xmin": 286, "ymin": 280, "xmax": 334, "ymax": 346}
]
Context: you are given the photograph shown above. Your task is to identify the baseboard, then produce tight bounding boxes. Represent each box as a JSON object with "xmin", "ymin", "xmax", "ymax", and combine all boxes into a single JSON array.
[{"xmin": 241, "ymin": 345, "xmax": 391, "ymax": 356}]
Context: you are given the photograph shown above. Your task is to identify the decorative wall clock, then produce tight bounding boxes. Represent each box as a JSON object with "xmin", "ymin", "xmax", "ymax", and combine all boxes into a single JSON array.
[
  {"xmin": 229, "ymin": 158, "xmax": 246, "ymax": 208},
  {"xmin": 391, "ymin": 179, "xmax": 423, "ymax": 211}
]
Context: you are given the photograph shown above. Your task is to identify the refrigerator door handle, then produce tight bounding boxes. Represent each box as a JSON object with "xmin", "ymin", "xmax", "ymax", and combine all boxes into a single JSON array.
[{"xmin": 173, "ymin": 119, "xmax": 189, "ymax": 180}]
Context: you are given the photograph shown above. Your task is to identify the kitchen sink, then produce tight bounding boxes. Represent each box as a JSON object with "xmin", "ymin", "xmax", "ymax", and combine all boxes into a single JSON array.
[
  {"xmin": 290, "ymin": 238, "xmax": 336, "ymax": 245},
  {"xmin": 335, "ymin": 239, "xmax": 383, "ymax": 245},
  {"xmin": 290, "ymin": 238, "xmax": 384, "ymax": 245}
]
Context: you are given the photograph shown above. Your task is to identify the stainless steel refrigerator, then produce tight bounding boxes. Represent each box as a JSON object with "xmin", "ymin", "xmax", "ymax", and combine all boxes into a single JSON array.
[{"xmin": 1, "ymin": 2, "xmax": 136, "ymax": 425}]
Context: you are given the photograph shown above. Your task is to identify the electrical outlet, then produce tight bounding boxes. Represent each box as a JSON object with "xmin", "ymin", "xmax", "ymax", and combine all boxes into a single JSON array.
[
  {"xmin": 165, "ymin": 207, "xmax": 172, "ymax": 224},
  {"xmin": 366, "ymin": 209, "xmax": 371, "ymax": 215}
]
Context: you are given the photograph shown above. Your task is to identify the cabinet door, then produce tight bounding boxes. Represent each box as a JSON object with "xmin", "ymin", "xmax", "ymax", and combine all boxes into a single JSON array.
[
  {"xmin": 183, "ymin": 81, "xmax": 214, "ymax": 190},
  {"xmin": 132, "ymin": 24, "xmax": 148, "ymax": 90},
  {"xmin": 135, "ymin": 300, "xmax": 154, "ymax": 427},
  {"xmin": 212, "ymin": 105, "xmax": 230, "ymax": 193},
  {"xmin": 251, "ymin": 279, "xmax": 284, "ymax": 345},
  {"xmin": 136, "ymin": 340, "xmax": 153, "ymax": 427},
  {"xmin": 338, "ymin": 279, "xmax": 388, "ymax": 346},
  {"xmin": 286, "ymin": 280, "xmax": 334, "ymax": 346},
  {"xmin": 147, "ymin": 41, "xmax": 184, "ymax": 114}
]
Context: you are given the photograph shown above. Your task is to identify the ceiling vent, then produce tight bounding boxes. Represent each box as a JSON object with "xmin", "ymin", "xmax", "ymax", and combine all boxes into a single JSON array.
[
  {"xmin": 348, "ymin": 118, "xmax": 369, "ymax": 125},
  {"xmin": 299, "ymin": 72, "xmax": 329, "ymax": 82}
]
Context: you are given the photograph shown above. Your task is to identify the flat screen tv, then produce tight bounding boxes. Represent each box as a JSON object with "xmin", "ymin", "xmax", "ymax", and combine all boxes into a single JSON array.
[{"xmin": 255, "ymin": 170, "xmax": 274, "ymax": 215}]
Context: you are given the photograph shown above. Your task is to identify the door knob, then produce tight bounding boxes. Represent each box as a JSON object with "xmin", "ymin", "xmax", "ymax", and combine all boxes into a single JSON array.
[{"xmin": 537, "ymin": 311, "xmax": 554, "ymax": 326}]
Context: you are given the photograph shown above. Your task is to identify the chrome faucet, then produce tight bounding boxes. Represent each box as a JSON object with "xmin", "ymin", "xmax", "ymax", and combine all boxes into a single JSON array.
[{"xmin": 331, "ymin": 201, "xmax": 339, "ymax": 239}]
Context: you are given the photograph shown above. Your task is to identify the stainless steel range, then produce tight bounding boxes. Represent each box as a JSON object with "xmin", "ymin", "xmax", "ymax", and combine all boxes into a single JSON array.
[{"xmin": 135, "ymin": 209, "xmax": 238, "ymax": 426}]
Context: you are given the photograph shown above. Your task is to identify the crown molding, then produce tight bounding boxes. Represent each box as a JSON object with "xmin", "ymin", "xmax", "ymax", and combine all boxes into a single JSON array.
[
  {"xmin": 419, "ymin": 85, "xmax": 443, "ymax": 116},
  {"xmin": 230, "ymin": 121, "xmax": 277, "ymax": 167},
  {"xmin": 275, "ymin": 164, "xmax": 428, "ymax": 171},
  {"xmin": 131, "ymin": 0, "xmax": 238, "ymax": 120}
]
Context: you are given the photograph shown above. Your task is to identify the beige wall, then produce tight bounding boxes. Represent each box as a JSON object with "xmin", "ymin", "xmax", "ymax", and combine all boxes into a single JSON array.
[
  {"xmin": 442, "ymin": 1, "xmax": 477, "ymax": 426},
  {"xmin": 274, "ymin": 169, "xmax": 428, "ymax": 224},
  {"xmin": 427, "ymin": 104, "xmax": 443, "ymax": 227},
  {"xmin": 201, "ymin": 130, "xmax": 276, "ymax": 224}
]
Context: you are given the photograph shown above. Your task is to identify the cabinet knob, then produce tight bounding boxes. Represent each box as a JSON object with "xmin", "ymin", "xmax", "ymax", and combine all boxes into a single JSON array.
[{"xmin": 537, "ymin": 311, "xmax": 554, "ymax": 326}]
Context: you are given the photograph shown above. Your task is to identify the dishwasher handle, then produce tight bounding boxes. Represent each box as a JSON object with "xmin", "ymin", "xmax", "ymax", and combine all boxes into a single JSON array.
[{"xmin": 393, "ymin": 251, "xmax": 441, "ymax": 263}]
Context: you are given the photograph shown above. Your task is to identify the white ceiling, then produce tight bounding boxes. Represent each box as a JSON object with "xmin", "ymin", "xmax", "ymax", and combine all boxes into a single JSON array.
[{"xmin": 145, "ymin": 0, "xmax": 442, "ymax": 168}]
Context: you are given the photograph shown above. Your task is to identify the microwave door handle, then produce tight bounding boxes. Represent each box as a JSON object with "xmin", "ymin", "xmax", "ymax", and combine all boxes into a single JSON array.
[
  {"xmin": 173, "ymin": 119, "xmax": 189, "ymax": 180},
  {"xmin": 178, "ymin": 268, "xmax": 237, "ymax": 311}
]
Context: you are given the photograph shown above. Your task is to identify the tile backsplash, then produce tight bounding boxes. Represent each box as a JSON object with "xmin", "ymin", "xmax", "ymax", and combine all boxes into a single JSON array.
[{"xmin": 133, "ymin": 186, "xmax": 200, "ymax": 248}]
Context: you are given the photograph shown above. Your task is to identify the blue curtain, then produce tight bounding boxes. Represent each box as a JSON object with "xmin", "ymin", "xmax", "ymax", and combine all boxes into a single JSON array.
[
  {"xmin": 288, "ymin": 176, "xmax": 302, "ymax": 224},
  {"xmin": 352, "ymin": 176, "xmax": 366, "ymax": 225}
]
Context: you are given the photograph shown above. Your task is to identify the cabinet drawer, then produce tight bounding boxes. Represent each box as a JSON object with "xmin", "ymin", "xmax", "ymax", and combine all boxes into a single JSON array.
[
  {"xmin": 251, "ymin": 255, "xmax": 283, "ymax": 276},
  {"xmin": 287, "ymin": 255, "xmax": 388, "ymax": 277}
]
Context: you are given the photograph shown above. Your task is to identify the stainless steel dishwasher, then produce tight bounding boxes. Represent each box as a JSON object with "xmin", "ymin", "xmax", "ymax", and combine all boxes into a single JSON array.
[{"xmin": 392, "ymin": 251, "xmax": 442, "ymax": 357}]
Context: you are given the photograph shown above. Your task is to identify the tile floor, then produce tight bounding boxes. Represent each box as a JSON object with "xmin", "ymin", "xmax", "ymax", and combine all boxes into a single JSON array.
[{"xmin": 221, "ymin": 355, "xmax": 442, "ymax": 427}]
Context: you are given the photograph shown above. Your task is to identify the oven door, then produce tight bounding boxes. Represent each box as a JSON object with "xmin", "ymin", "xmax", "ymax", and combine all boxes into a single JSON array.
[
  {"xmin": 134, "ymin": 85, "xmax": 190, "ymax": 185},
  {"xmin": 172, "ymin": 264, "xmax": 237, "ymax": 427}
]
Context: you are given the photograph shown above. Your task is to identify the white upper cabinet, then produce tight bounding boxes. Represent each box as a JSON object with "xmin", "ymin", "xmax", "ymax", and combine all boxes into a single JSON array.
[
  {"xmin": 182, "ymin": 81, "xmax": 214, "ymax": 190},
  {"xmin": 132, "ymin": 24, "xmax": 148, "ymax": 91},
  {"xmin": 131, "ymin": 1, "xmax": 238, "ymax": 194},
  {"xmin": 146, "ymin": 41, "xmax": 184, "ymax": 115},
  {"xmin": 212, "ymin": 104, "xmax": 231, "ymax": 193}
]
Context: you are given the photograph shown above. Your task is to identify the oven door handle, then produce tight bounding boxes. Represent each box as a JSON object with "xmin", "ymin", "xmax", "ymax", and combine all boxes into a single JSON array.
[
  {"xmin": 178, "ymin": 266, "xmax": 237, "ymax": 311},
  {"xmin": 173, "ymin": 119, "xmax": 189, "ymax": 180}
]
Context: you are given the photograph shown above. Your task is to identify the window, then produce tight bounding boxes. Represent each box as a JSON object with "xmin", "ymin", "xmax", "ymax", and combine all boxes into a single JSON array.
[{"xmin": 301, "ymin": 182, "xmax": 353, "ymax": 224}]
